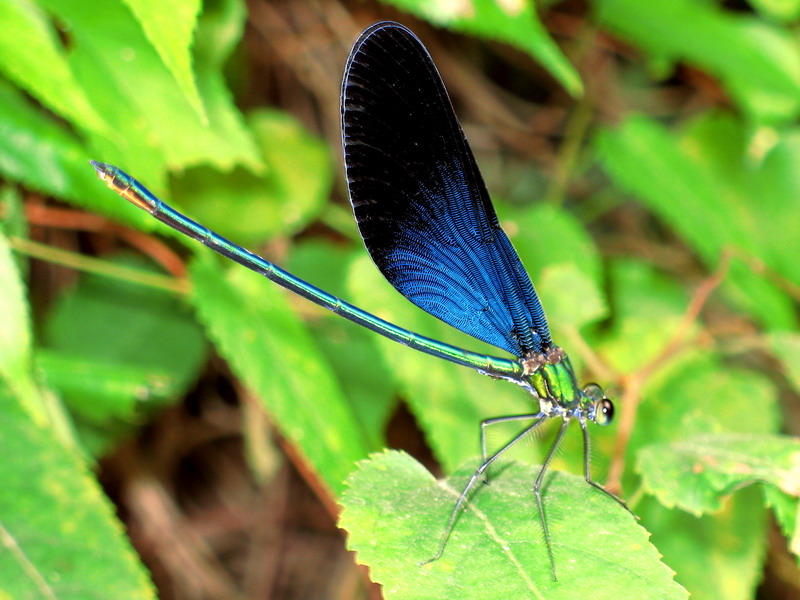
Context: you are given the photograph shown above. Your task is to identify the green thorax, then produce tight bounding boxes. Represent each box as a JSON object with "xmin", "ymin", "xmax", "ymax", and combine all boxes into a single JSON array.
[{"xmin": 522, "ymin": 347, "xmax": 582, "ymax": 409}]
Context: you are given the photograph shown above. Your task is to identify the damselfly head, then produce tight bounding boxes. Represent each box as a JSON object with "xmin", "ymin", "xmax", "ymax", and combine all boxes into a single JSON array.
[{"xmin": 583, "ymin": 382, "xmax": 614, "ymax": 426}]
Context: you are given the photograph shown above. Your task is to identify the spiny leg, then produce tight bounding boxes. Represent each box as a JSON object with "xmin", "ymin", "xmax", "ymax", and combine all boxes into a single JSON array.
[
  {"xmin": 421, "ymin": 415, "xmax": 548, "ymax": 566},
  {"xmin": 534, "ymin": 419, "xmax": 570, "ymax": 582},
  {"xmin": 579, "ymin": 419, "xmax": 635, "ymax": 516},
  {"xmin": 481, "ymin": 413, "xmax": 541, "ymax": 484}
]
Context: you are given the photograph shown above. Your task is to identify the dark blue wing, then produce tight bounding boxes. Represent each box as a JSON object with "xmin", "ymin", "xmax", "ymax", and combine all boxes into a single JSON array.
[{"xmin": 341, "ymin": 22, "xmax": 551, "ymax": 357}]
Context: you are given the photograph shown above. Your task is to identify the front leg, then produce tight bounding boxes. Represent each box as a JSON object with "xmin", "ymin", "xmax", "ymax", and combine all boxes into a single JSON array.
[{"xmin": 480, "ymin": 413, "xmax": 542, "ymax": 484}]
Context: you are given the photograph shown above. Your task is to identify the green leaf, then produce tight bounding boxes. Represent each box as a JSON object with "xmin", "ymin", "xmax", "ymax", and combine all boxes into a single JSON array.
[
  {"xmin": 637, "ymin": 433, "xmax": 800, "ymax": 514},
  {"xmin": 122, "ymin": 0, "xmax": 206, "ymax": 123},
  {"xmin": 340, "ymin": 451, "xmax": 687, "ymax": 599},
  {"xmin": 594, "ymin": 0, "xmax": 800, "ymax": 123},
  {"xmin": 502, "ymin": 204, "xmax": 603, "ymax": 290},
  {"xmin": 0, "ymin": 383, "xmax": 156, "ymax": 599},
  {"xmin": 288, "ymin": 242, "xmax": 396, "ymax": 450},
  {"xmin": 0, "ymin": 81, "xmax": 154, "ymax": 229},
  {"xmin": 44, "ymin": 254, "xmax": 206, "ymax": 386},
  {"xmin": 189, "ymin": 253, "xmax": 371, "ymax": 496},
  {"xmin": 0, "ymin": 0, "xmax": 108, "ymax": 135},
  {"xmin": 0, "ymin": 231, "xmax": 38, "ymax": 421},
  {"xmin": 382, "ymin": 0, "xmax": 583, "ymax": 97}
]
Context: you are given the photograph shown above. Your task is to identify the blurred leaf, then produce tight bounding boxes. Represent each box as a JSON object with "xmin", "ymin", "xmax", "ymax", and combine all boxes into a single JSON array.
[
  {"xmin": 501, "ymin": 204, "xmax": 603, "ymax": 289},
  {"xmin": 637, "ymin": 487, "xmax": 767, "ymax": 600},
  {"xmin": 43, "ymin": 253, "xmax": 207, "ymax": 425},
  {"xmin": 39, "ymin": 0, "xmax": 261, "ymax": 180},
  {"xmin": 289, "ymin": 242, "xmax": 396, "ymax": 450},
  {"xmin": 382, "ymin": 0, "xmax": 583, "ymax": 97},
  {"xmin": 0, "ymin": 81, "xmax": 153, "ymax": 229},
  {"xmin": 172, "ymin": 109, "xmax": 332, "ymax": 245},
  {"xmin": 37, "ymin": 349, "xmax": 179, "ymax": 424},
  {"xmin": 189, "ymin": 253, "xmax": 371, "ymax": 496},
  {"xmin": 347, "ymin": 256, "xmax": 530, "ymax": 473},
  {"xmin": 0, "ymin": 0, "xmax": 108, "ymax": 134},
  {"xmin": 748, "ymin": 0, "xmax": 800, "ymax": 23},
  {"xmin": 122, "ymin": 0, "xmax": 206, "ymax": 122},
  {"xmin": 0, "ymin": 231, "xmax": 39, "ymax": 420},
  {"xmin": 769, "ymin": 331, "xmax": 800, "ymax": 394},
  {"xmin": 595, "ymin": 115, "xmax": 796, "ymax": 330},
  {"xmin": 598, "ymin": 259, "xmax": 688, "ymax": 374},
  {"xmin": 340, "ymin": 451, "xmax": 687, "ymax": 599},
  {"xmin": 0, "ymin": 382, "xmax": 156, "ymax": 599},
  {"xmin": 638, "ymin": 433, "xmax": 800, "ymax": 514},
  {"xmin": 537, "ymin": 262, "xmax": 607, "ymax": 331},
  {"xmin": 594, "ymin": 0, "xmax": 800, "ymax": 123}
]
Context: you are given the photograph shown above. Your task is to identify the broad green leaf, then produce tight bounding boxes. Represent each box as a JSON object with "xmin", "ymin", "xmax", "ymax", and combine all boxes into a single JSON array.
[
  {"xmin": 594, "ymin": 0, "xmax": 800, "ymax": 123},
  {"xmin": 0, "ymin": 383, "xmax": 155, "ymax": 599},
  {"xmin": 638, "ymin": 487, "xmax": 767, "ymax": 600},
  {"xmin": 347, "ymin": 256, "xmax": 531, "ymax": 473},
  {"xmin": 122, "ymin": 0, "xmax": 206, "ymax": 122},
  {"xmin": 171, "ymin": 109, "xmax": 332, "ymax": 245},
  {"xmin": 763, "ymin": 484, "xmax": 800, "ymax": 558},
  {"xmin": 189, "ymin": 253, "xmax": 371, "ymax": 496},
  {"xmin": 0, "ymin": 231, "xmax": 39, "ymax": 421},
  {"xmin": 340, "ymin": 451, "xmax": 687, "ymax": 599},
  {"xmin": 382, "ymin": 0, "xmax": 583, "ymax": 97},
  {"xmin": 628, "ymin": 355, "xmax": 777, "ymax": 597},
  {"xmin": 0, "ymin": 0, "xmax": 107, "ymax": 134},
  {"xmin": 637, "ymin": 433, "xmax": 800, "ymax": 514}
]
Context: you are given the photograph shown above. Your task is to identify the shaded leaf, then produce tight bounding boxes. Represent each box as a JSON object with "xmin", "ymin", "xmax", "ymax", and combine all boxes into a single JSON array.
[
  {"xmin": 637, "ymin": 433, "xmax": 800, "ymax": 514},
  {"xmin": 594, "ymin": 0, "xmax": 800, "ymax": 123},
  {"xmin": 637, "ymin": 487, "xmax": 767, "ymax": 600},
  {"xmin": 189, "ymin": 253, "xmax": 371, "ymax": 496}
]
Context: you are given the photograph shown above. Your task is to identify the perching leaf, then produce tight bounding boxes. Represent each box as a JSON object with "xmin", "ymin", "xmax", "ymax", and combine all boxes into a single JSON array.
[{"xmin": 340, "ymin": 451, "xmax": 687, "ymax": 599}]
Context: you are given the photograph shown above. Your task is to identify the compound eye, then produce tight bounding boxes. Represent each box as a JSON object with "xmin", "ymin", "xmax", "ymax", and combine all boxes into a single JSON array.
[{"xmin": 596, "ymin": 398, "xmax": 615, "ymax": 426}]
